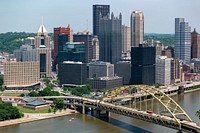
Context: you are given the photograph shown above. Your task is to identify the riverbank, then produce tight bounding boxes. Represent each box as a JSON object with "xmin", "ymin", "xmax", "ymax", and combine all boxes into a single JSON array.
[
  {"xmin": 0, "ymin": 109, "xmax": 78, "ymax": 128},
  {"xmin": 185, "ymin": 87, "xmax": 200, "ymax": 93}
]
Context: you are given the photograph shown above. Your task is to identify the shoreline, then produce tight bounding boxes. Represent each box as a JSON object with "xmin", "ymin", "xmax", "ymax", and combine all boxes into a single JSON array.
[
  {"xmin": 185, "ymin": 87, "xmax": 200, "ymax": 93},
  {"xmin": 0, "ymin": 109, "xmax": 78, "ymax": 128}
]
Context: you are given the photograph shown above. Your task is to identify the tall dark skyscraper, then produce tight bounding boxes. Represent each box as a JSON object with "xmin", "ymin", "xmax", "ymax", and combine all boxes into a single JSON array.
[
  {"xmin": 131, "ymin": 44, "xmax": 156, "ymax": 85},
  {"xmin": 73, "ymin": 32, "xmax": 93, "ymax": 63},
  {"xmin": 93, "ymin": 4, "xmax": 110, "ymax": 36},
  {"xmin": 99, "ymin": 13, "xmax": 122, "ymax": 64}
]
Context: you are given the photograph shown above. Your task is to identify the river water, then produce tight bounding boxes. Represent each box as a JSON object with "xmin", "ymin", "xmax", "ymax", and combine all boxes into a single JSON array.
[{"xmin": 1, "ymin": 90, "xmax": 200, "ymax": 133}]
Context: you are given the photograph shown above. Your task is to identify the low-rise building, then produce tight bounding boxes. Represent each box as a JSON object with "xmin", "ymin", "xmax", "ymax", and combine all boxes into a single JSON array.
[{"xmin": 89, "ymin": 76, "xmax": 123, "ymax": 90}]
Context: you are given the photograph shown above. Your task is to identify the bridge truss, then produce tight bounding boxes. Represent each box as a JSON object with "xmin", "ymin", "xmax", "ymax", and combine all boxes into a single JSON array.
[{"xmin": 105, "ymin": 85, "xmax": 192, "ymax": 129}]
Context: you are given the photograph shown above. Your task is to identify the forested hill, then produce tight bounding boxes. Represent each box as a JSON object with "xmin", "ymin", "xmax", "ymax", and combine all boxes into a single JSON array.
[
  {"xmin": 144, "ymin": 33, "xmax": 175, "ymax": 46},
  {"xmin": 0, "ymin": 32, "xmax": 35, "ymax": 53},
  {"xmin": 0, "ymin": 32, "xmax": 174, "ymax": 53}
]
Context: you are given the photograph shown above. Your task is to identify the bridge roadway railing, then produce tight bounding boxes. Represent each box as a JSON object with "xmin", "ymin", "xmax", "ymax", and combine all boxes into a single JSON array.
[{"xmin": 58, "ymin": 96, "xmax": 200, "ymax": 133}]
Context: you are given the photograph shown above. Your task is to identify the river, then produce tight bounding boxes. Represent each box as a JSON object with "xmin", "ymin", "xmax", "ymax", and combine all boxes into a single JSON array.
[{"xmin": 0, "ymin": 90, "xmax": 200, "ymax": 133}]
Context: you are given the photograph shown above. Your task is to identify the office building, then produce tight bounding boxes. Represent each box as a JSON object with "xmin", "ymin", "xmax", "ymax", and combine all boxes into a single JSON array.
[
  {"xmin": 14, "ymin": 45, "xmax": 37, "ymax": 62},
  {"xmin": 115, "ymin": 61, "xmax": 131, "ymax": 85},
  {"xmin": 175, "ymin": 18, "xmax": 191, "ymax": 62},
  {"xmin": 92, "ymin": 36, "xmax": 99, "ymax": 60},
  {"xmin": 131, "ymin": 10, "xmax": 144, "ymax": 47},
  {"xmin": 4, "ymin": 61, "xmax": 40, "ymax": 88},
  {"xmin": 131, "ymin": 44, "xmax": 155, "ymax": 85},
  {"xmin": 191, "ymin": 58, "xmax": 200, "ymax": 73},
  {"xmin": 35, "ymin": 24, "xmax": 52, "ymax": 78},
  {"xmin": 99, "ymin": 13, "xmax": 122, "ymax": 64},
  {"xmin": 53, "ymin": 26, "xmax": 73, "ymax": 59},
  {"xmin": 58, "ymin": 61, "xmax": 87, "ymax": 85},
  {"xmin": 156, "ymin": 56, "xmax": 171, "ymax": 85},
  {"xmin": 88, "ymin": 61, "xmax": 114, "ymax": 78},
  {"xmin": 122, "ymin": 25, "xmax": 131, "ymax": 57},
  {"xmin": 93, "ymin": 4, "xmax": 110, "ymax": 36},
  {"xmin": 191, "ymin": 29, "xmax": 200, "ymax": 59},
  {"xmin": 89, "ymin": 76, "xmax": 123, "ymax": 90},
  {"xmin": 58, "ymin": 41, "xmax": 86, "ymax": 64},
  {"xmin": 25, "ymin": 37, "xmax": 35, "ymax": 48},
  {"xmin": 74, "ymin": 31, "xmax": 93, "ymax": 63},
  {"xmin": 143, "ymin": 40, "xmax": 164, "ymax": 56}
]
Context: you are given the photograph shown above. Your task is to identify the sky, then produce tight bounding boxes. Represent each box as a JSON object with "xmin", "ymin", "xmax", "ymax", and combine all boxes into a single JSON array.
[{"xmin": 0, "ymin": 0, "xmax": 199, "ymax": 34}]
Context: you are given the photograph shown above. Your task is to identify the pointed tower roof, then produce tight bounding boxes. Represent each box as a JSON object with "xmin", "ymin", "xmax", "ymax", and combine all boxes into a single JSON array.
[{"xmin": 38, "ymin": 24, "xmax": 48, "ymax": 34}]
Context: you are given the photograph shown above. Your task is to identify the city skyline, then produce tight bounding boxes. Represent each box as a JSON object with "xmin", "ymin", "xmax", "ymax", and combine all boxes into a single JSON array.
[{"xmin": 0, "ymin": 0, "xmax": 199, "ymax": 33}]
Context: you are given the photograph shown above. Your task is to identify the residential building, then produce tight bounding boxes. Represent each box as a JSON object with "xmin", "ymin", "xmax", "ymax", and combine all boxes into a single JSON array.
[
  {"xmin": 175, "ymin": 18, "xmax": 191, "ymax": 62},
  {"xmin": 4, "ymin": 61, "xmax": 40, "ymax": 88},
  {"xmin": 93, "ymin": 4, "xmax": 110, "ymax": 36},
  {"xmin": 99, "ymin": 13, "xmax": 122, "ymax": 64},
  {"xmin": 191, "ymin": 29, "xmax": 200, "ymax": 59},
  {"xmin": 122, "ymin": 25, "xmax": 131, "ymax": 57},
  {"xmin": 171, "ymin": 59, "xmax": 182, "ymax": 83},
  {"xmin": 156, "ymin": 56, "xmax": 171, "ymax": 85},
  {"xmin": 161, "ymin": 50, "xmax": 172, "ymax": 58},
  {"xmin": 58, "ymin": 61, "xmax": 87, "ymax": 85},
  {"xmin": 131, "ymin": 44, "xmax": 155, "ymax": 85},
  {"xmin": 131, "ymin": 10, "xmax": 144, "ymax": 47},
  {"xmin": 88, "ymin": 61, "xmax": 114, "ymax": 78}
]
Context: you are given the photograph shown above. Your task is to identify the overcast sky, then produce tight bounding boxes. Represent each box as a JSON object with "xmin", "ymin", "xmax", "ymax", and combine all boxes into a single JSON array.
[{"xmin": 0, "ymin": 0, "xmax": 199, "ymax": 33}]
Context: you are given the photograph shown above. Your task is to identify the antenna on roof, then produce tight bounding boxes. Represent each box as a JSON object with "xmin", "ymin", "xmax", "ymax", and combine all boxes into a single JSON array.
[
  {"xmin": 86, "ymin": 19, "xmax": 88, "ymax": 32},
  {"xmin": 42, "ymin": 16, "xmax": 44, "ymax": 25}
]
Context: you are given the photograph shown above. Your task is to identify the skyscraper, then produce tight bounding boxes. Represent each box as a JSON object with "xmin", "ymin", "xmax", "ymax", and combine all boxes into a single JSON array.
[
  {"xmin": 131, "ymin": 10, "xmax": 144, "ymax": 47},
  {"xmin": 122, "ymin": 25, "xmax": 131, "ymax": 57},
  {"xmin": 92, "ymin": 36, "xmax": 99, "ymax": 61},
  {"xmin": 131, "ymin": 44, "xmax": 155, "ymax": 85},
  {"xmin": 35, "ymin": 24, "xmax": 52, "ymax": 78},
  {"xmin": 191, "ymin": 29, "xmax": 200, "ymax": 59},
  {"xmin": 156, "ymin": 56, "xmax": 171, "ymax": 85},
  {"xmin": 175, "ymin": 18, "xmax": 191, "ymax": 62},
  {"xmin": 53, "ymin": 26, "xmax": 73, "ymax": 59},
  {"xmin": 93, "ymin": 4, "xmax": 110, "ymax": 36},
  {"xmin": 73, "ymin": 31, "xmax": 93, "ymax": 63},
  {"xmin": 99, "ymin": 13, "xmax": 122, "ymax": 64}
]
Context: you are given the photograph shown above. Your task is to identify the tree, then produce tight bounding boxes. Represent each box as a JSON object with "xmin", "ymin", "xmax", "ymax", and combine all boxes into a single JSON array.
[
  {"xmin": 20, "ymin": 93, "xmax": 25, "ymax": 97},
  {"xmin": 131, "ymin": 87, "xmax": 137, "ymax": 94},
  {"xmin": 53, "ymin": 99, "xmax": 64, "ymax": 110},
  {"xmin": 0, "ymin": 75, "xmax": 3, "ymax": 86},
  {"xmin": 196, "ymin": 110, "xmax": 200, "ymax": 119},
  {"xmin": 28, "ymin": 91, "xmax": 39, "ymax": 97}
]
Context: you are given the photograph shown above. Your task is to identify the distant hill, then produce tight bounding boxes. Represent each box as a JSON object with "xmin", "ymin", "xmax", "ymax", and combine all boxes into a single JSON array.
[
  {"xmin": 144, "ymin": 33, "xmax": 175, "ymax": 46},
  {"xmin": 0, "ymin": 32, "xmax": 53, "ymax": 53},
  {"xmin": 0, "ymin": 32, "xmax": 174, "ymax": 54}
]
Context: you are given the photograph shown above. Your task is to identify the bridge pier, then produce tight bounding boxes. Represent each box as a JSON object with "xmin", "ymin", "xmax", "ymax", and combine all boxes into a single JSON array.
[
  {"xmin": 91, "ymin": 108, "xmax": 94, "ymax": 116},
  {"xmin": 96, "ymin": 110, "xmax": 110, "ymax": 120},
  {"xmin": 176, "ymin": 130, "xmax": 182, "ymax": 133},
  {"xmin": 82, "ymin": 101, "xmax": 85, "ymax": 114}
]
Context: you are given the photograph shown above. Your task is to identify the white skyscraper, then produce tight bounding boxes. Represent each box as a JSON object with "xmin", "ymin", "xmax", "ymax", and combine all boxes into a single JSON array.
[
  {"xmin": 122, "ymin": 25, "xmax": 131, "ymax": 57},
  {"xmin": 156, "ymin": 56, "xmax": 171, "ymax": 85},
  {"xmin": 175, "ymin": 18, "xmax": 191, "ymax": 62},
  {"xmin": 131, "ymin": 10, "xmax": 144, "ymax": 47}
]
